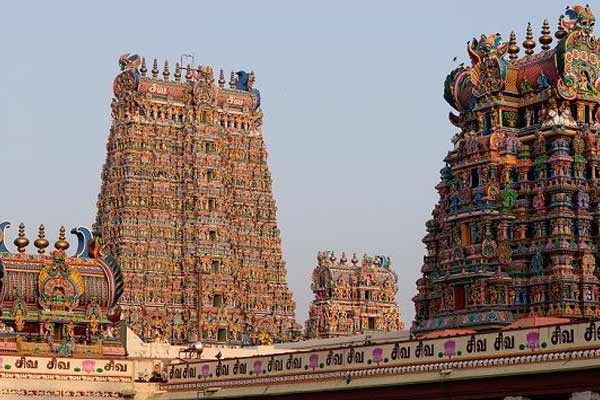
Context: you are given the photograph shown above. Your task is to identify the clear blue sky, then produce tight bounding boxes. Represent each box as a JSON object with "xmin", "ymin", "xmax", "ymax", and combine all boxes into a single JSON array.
[{"xmin": 0, "ymin": 0, "xmax": 572, "ymax": 325}]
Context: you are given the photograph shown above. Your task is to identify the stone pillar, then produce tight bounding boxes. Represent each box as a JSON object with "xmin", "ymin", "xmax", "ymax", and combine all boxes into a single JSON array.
[{"xmin": 571, "ymin": 392, "xmax": 600, "ymax": 400}]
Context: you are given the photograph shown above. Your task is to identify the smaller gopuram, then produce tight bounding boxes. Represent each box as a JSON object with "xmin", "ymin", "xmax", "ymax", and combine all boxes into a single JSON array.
[
  {"xmin": 305, "ymin": 251, "xmax": 403, "ymax": 339},
  {"xmin": 0, "ymin": 221, "xmax": 125, "ymax": 358}
]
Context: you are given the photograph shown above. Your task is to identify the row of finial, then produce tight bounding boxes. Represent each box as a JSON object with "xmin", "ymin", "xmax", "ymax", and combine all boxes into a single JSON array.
[
  {"xmin": 319, "ymin": 251, "xmax": 358, "ymax": 265},
  {"xmin": 139, "ymin": 58, "xmax": 246, "ymax": 88},
  {"xmin": 9, "ymin": 224, "xmax": 69, "ymax": 254},
  {"xmin": 318, "ymin": 251, "xmax": 375, "ymax": 266},
  {"xmin": 507, "ymin": 16, "xmax": 567, "ymax": 60}
]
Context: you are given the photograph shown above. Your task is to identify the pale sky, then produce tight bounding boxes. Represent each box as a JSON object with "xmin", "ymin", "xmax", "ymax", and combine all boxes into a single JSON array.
[{"xmin": 0, "ymin": 0, "xmax": 573, "ymax": 326}]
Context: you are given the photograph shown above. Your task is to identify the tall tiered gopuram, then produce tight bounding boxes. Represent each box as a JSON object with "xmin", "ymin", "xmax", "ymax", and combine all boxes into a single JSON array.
[
  {"xmin": 305, "ymin": 251, "xmax": 403, "ymax": 339},
  {"xmin": 414, "ymin": 5, "xmax": 600, "ymax": 333},
  {"xmin": 96, "ymin": 55, "xmax": 297, "ymax": 345}
]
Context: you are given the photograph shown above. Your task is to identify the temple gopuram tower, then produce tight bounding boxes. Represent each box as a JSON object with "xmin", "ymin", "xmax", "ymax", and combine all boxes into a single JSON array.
[
  {"xmin": 305, "ymin": 251, "xmax": 403, "ymax": 339},
  {"xmin": 413, "ymin": 5, "xmax": 600, "ymax": 333},
  {"xmin": 96, "ymin": 55, "xmax": 297, "ymax": 344}
]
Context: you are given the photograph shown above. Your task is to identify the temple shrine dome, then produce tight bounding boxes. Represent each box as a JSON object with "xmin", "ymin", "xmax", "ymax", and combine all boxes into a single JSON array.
[{"xmin": 0, "ymin": 222, "xmax": 124, "ymax": 357}]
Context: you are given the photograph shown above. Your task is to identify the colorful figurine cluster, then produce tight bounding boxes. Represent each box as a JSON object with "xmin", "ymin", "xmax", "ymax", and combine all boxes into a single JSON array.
[{"xmin": 414, "ymin": 5, "xmax": 600, "ymax": 332}]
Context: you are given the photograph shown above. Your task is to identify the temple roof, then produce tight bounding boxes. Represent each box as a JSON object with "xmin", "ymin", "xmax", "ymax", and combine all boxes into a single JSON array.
[
  {"xmin": 444, "ymin": 4, "xmax": 600, "ymax": 120},
  {"xmin": 0, "ymin": 222, "xmax": 123, "ymax": 318},
  {"xmin": 502, "ymin": 316, "xmax": 571, "ymax": 330},
  {"xmin": 313, "ymin": 250, "xmax": 397, "ymax": 286}
]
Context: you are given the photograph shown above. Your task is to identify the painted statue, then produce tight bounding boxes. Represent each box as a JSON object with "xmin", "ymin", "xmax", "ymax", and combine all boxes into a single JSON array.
[
  {"xmin": 467, "ymin": 33, "xmax": 508, "ymax": 97},
  {"xmin": 236, "ymin": 71, "xmax": 261, "ymax": 110}
]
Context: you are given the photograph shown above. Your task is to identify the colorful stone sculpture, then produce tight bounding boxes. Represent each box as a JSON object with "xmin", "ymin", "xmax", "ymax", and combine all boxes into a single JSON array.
[
  {"xmin": 305, "ymin": 251, "xmax": 403, "ymax": 339},
  {"xmin": 414, "ymin": 4, "xmax": 600, "ymax": 333},
  {"xmin": 96, "ymin": 58, "xmax": 298, "ymax": 344}
]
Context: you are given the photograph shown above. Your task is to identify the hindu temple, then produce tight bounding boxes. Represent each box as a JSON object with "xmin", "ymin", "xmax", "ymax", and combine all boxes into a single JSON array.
[
  {"xmin": 413, "ymin": 4, "xmax": 600, "ymax": 333},
  {"xmin": 6, "ymin": 3, "xmax": 600, "ymax": 400},
  {"xmin": 305, "ymin": 251, "xmax": 403, "ymax": 339},
  {"xmin": 95, "ymin": 56, "xmax": 298, "ymax": 345}
]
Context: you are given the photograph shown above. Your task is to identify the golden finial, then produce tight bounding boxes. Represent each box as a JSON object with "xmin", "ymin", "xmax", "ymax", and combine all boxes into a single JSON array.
[
  {"xmin": 34, "ymin": 224, "xmax": 49, "ymax": 254},
  {"xmin": 209, "ymin": 66, "xmax": 215, "ymax": 83},
  {"xmin": 13, "ymin": 223, "xmax": 29, "ymax": 253},
  {"xmin": 185, "ymin": 64, "xmax": 193, "ymax": 81},
  {"xmin": 229, "ymin": 71, "xmax": 236, "ymax": 88},
  {"xmin": 508, "ymin": 30, "xmax": 519, "ymax": 60},
  {"xmin": 151, "ymin": 58, "xmax": 159, "ymax": 78},
  {"xmin": 218, "ymin": 69, "xmax": 225, "ymax": 88},
  {"xmin": 555, "ymin": 15, "xmax": 567, "ymax": 40},
  {"xmin": 163, "ymin": 61, "xmax": 170, "ymax": 80},
  {"xmin": 523, "ymin": 22, "xmax": 536, "ymax": 56},
  {"xmin": 174, "ymin": 63, "xmax": 181, "ymax": 82},
  {"xmin": 140, "ymin": 57, "xmax": 147, "ymax": 77},
  {"xmin": 539, "ymin": 19, "xmax": 552, "ymax": 51},
  {"xmin": 329, "ymin": 251, "xmax": 336, "ymax": 262},
  {"xmin": 54, "ymin": 226, "xmax": 70, "ymax": 252}
]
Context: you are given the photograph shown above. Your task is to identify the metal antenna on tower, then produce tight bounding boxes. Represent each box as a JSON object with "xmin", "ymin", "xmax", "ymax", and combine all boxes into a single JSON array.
[{"xmin": 180, "ymin": 53, "xmax": 195, "ymax": 70}]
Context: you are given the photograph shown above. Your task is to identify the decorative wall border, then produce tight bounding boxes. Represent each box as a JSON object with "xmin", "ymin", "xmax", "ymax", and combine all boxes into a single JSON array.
[
  {"xmin": 0, "ymin": 389, "xmax": 126, "ymax": 398},
  {"xmin": 163, "ymin": 347, "xmax": 600, "ymax": 392},
  {"xmin": 0, "ymin": 371, "xmax": 132, "ymax": 383},
  {"xmin": 166, "ymin": 321, "xmax": 600, "ymax": 387}
]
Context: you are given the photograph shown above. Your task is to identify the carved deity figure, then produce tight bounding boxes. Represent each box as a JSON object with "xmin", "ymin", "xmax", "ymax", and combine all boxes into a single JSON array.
[
  {"xmin": 66, "ymin": 321, "xmax": 75, "ymax": 340},
  {"xmin": 14, "ymin": 309, "xmax": 25, "ymax": 332},
  {"xmin": 525, "ymin": 108, "xmax": 532, "ymax": 127},
  {"xmin": 559, "ymin": 102, "xmax": 577, "ymax": 127},
  {"xmin": 578, "ymin": 71, "xmax": 594, "ymax": 92},
  {"xmin": 534, "ymin": 130, "xmax": 546, "ymax": 155},
  {"xmin": 533, "ymin": 186, "xmax": 546, "ymax": 213},
  {"xmin": 536, "ymin": 72, "xmax": 549, "ymax": 89},
  {"xmin": 468, "ymin": 33, "xmax": 508, "ymax": 97},
  {"xmin": 43, "ymin": 319, "xmax": 53, "ymax": 338},
  {"xmin": 582, "ymin": 253, "xmax": 596, "ymax": 275},
  {"xmin": 578, "ymin": 191, "xmax": 590, "ymax": 209},
  {"xmin": 530, "ymin": 247, "xmax": 544, "ymax": 276},
  {"xmin": 573, "ymin": 132, "xmax": 585, "ymax": 155},
  {"xmin": 542, "ymin": 98, "xmax": 561, "ymax": 127}
]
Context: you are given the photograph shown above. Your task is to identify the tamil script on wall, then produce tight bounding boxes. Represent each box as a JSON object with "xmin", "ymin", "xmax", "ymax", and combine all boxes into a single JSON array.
[{"xmin": 168, "ymin": 321, "xmax": 600, "ymax": 383}]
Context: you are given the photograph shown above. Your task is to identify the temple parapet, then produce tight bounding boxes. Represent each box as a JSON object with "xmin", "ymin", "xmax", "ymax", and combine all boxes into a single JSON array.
[
  {"xmin": 112, "ymin": 53, "xmax": 262, "ymax": 132},
  {"xmin": 305, "ymin": 251, "xmax": 403, "ymax": 339},
  {"xmin": 0, "ymin": 222, "xmax": 124, "ymax": 358},
  {"xmin": 162, "ymin": 320, "xmax": 600, "ymax": 398}
]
